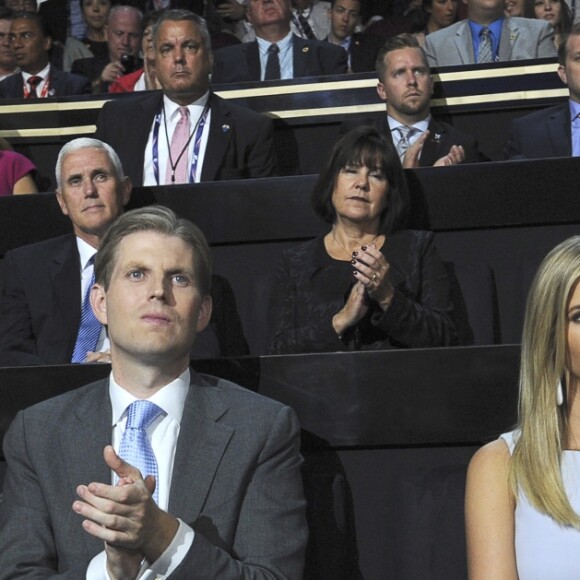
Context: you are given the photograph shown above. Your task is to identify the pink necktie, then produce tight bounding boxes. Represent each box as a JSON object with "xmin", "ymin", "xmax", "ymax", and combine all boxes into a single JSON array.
[{"xmin": 165, "ymin": 107, "xmax": 191, "ymax": 184}]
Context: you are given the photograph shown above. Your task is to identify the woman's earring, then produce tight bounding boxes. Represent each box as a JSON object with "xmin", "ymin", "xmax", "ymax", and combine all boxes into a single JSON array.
[{"xmin": 557, "ymin": 379, "xmax": 564, "ymax": 406}]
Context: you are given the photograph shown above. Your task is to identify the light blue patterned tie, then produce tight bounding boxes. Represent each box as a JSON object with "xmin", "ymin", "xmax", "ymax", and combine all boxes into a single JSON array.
[
  {"xmin": 71, "ymin": 256, "xmax": 101, "ymax": 363},
  {"xmin": 118, "ymin": 400, "xmax": 164, "ymax": 503},
  {"xmin": 395, "ymin": 125, "xmax": 419, "ymax": 160}
]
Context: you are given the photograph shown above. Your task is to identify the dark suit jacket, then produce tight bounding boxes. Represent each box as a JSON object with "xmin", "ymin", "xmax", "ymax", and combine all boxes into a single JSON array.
[
  {"xmin": 95, "ymin": 91, "xmax": 277, "ymax": 186},
  {"xmin": 0, "ymin": 372, "xmax": 307, "ymax": 578},
  {"xmin": 0, "ymin": 234, "xmax": 249, "ymax": 366},
  {"xmin": 0, "ymin": 67, "xmax": 91, "ymax": 98},
  {"xmin": 341, "ymin": 115, "xmax": 480, "ymax": 166},
  {"xmin": 503, "ymin": 103, "xmax": 571, "ymax": 160},
  {"xmin": 348, "ymin": 33, "xmax": 383, "ymax": 73},
  {"xmin": 268, "ymin": 231, "xmax": 457, "ymax": 354},
  {"xmin": 211, "ymin": 34, "xmax": 348, "ymax": 84}
]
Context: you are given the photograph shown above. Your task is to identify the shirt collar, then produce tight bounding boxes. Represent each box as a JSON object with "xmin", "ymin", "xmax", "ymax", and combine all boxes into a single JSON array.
[
  {"xmin": 109, "ymin": 367, "xmax": 190, "ymax": 427},
  {"xmin": 387, "ymin": 114, "xmax": 431, "ymax": 134},
  {"xmin": 468, "ymin": 18, "xmax": 503, "ymax": 41},
  {"xmin": 257, "ymin": 30, "xmax": 293, "ymax": 55},
  {"xmin": 292, "ymin": 6, "xmax": 311, "ymax": 17},
  {"xmin": 75, "ymin": 236, "xmax": 97, "ymax": 271},
  {"xmin": 569, "ymin": 99, "xmax": 580, "ymax": 122},
  {"xmin": 22, "ymin": 63, "xmax": 50, "ymax": 82},
  {"xmin": 163, "ymin": 91, "xmax": 209, "ymax": 119}
]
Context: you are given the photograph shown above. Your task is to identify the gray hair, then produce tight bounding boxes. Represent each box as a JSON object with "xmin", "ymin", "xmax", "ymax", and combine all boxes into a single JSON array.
[
  {"xmin": 152, "ymin": 9, "xmax": 212, "ymax": 52},
  {"xmin": 107, "ymin": 4, "xmax": 143, "ymax": 26},
  {"xmin": 95, "ymin": 205, "xmax": 212, "ymax": 297},
  {"xmin": 55, "ymin": 138, "xmax": 125, "ymax": 190}
]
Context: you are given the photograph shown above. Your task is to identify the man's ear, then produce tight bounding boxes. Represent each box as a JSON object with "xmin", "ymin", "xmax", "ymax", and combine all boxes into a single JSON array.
[
  {"xmin": 557, "ymin": 64, "xmax": 568, "ymax": 86},
  {"xmin": 121, "ymin": 177, "xmax": 132, "ymax": 206},
  {"xmin": 90, "ymin": 283, "xmax": 108, "ymax": 326},
  {"xmin": 376, "ymin": 82, "xmax": 387, "ymax": 101},
  {"xmin": 55, "ymin": 190, "xmax": 69, "ymax": 216},
  {"xmin": 44, "ymin": 34, "xmax": 52, "ymax": 52},
  {"xmin": 196, "ymin": 295, "xmax": 212, "ymax": 333}
]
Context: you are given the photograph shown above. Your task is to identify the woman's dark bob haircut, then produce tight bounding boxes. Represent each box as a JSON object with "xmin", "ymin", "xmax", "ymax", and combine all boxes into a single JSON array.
[{"xmin": 312, "ymin": 125, "xmax": 409, "ymax": 234}]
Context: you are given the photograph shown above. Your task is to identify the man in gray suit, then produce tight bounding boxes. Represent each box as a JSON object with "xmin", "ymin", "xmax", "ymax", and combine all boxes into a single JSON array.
[
  {"xmin": 424, "ymin": 0, "xmax": 557, "ymax": 67},
  {"xmin": 0, "ymin": 206, "xmax": 307, "ymax": 578}
]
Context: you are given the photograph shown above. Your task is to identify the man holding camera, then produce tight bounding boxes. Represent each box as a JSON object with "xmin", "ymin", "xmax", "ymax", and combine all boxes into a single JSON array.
[{"xmin": 72, "ymin": 5, "xmax": 142, "ymax": 94}]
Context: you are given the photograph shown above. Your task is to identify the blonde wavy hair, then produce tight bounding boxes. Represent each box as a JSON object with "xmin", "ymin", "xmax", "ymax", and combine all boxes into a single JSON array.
[{"xmin": 510, "ymin": 235, "xmax": 580, "ymax": 527}]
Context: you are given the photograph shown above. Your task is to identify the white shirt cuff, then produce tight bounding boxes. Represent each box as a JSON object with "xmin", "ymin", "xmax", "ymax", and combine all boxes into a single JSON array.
[{"xmin": 85, "ymin": 520, "xmax": 194, "ymax": 580}]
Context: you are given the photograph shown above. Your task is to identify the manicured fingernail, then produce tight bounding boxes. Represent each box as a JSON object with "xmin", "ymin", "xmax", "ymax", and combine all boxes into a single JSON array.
[
  {"xmin": 361, "ymin": 245, "xmax": 367, "ymax": 251},
  {"xmin": 352, "ymin": 251, "xmax": 358, "ymax": 256},
  {"xmin": 351, "ymin": 259, "xmax": 356, "ymax": 264}
]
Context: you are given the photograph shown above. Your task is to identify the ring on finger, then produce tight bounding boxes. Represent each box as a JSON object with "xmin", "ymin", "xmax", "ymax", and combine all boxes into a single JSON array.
[{"xmin": 371, "ymin": 273, "xmax": 378, "ymax": 282}]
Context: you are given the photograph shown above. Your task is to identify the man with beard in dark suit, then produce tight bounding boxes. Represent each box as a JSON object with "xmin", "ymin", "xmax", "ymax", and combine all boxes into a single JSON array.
[
  {"xmin": 95, "ymin": 9, "xmax": 277, "ymax": 186},
  {"xmin": 0, "ymin": 11, "xmax": 90, "ymax": 98},
  {"xmin": 344, "ymin": 34, "xmax": 479, "ymax": 167}
]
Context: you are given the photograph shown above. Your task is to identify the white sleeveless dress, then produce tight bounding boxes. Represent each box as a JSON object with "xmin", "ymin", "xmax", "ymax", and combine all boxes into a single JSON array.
[{"xmin": 501, "ymin": 431, "xmax": 580, "ymax": 579}]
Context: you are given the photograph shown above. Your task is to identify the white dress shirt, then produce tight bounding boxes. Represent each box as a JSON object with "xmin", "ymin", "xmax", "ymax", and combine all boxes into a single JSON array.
[
  {"xmin": 257, "ymin": 30, "xmax": 294, "ymax": 80},
  {"xmin": 143, "ymin": 93, "xmax": 211, "ymax": 186},
  {"xmin": 86, "ymin": 369, "xmax": 195, "ymax": 579},
  {"xmin": 21, "ymin": 63, "xmax": 51, "ymax": 98}
]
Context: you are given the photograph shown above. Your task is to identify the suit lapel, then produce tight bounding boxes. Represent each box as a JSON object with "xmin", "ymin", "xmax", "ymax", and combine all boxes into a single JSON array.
[
  {"xmin": 168, "ymin": 372, "xmax": 234, "ymax": 524},
  {"xmin": 12, "ymin": 73, "xmax": 25, "ymax": 98},
  {"xmin": 245, "ymin": 42, "xmax": 261, "ymax": 81},
  {"xmin": 292, "ymin": 35, "xmax": 310, "ymax": 78},
  {"xmin": 454, "ymin": 21, "xmax": 474, "ymax": 64},
  {"xmin": 548, "ymin": 105, "xmax": 572, "ymax": 156},
  {"xmin": 48, "ymin": 68, "xmax": 62, "ymax": 97},
  {"xmin": 50, "ymin": 235, "xmax": 82, "ymax": 360},
  {"xmin": 135, "ymin": 93, "xmax": 163, "ymax": 184},
  {"xmin": 420, "ymin": 119, "xmax": 448, "ymax": 166},
  {"xmin": 499, "ymin": 19, "xmax": 516, "ymax": 61},
  {"xmin": 200, "ymin": 93, "xmax": 232, "ymax": 181},
  {"xmin": 58, "ymin": 381, "xmax": 112, "ymax": 555}
]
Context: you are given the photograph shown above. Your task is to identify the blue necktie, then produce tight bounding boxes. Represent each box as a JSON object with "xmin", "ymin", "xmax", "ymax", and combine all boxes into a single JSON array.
[
  {"xmin": 265, "ymin": 43, "xmax": 280, "ymax": 81},
  {"xmin": 118, "ymin": 400, "xmax": 164, "ymax": 504},
  {"xmin": 71, "ymin": 256, "xmax": 101, "ymax": 363}
]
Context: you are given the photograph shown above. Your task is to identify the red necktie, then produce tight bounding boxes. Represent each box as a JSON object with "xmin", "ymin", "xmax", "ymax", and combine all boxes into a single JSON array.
[{"xmin": 27, "ymin": 76, "xmax": 41, "ymax": 99}]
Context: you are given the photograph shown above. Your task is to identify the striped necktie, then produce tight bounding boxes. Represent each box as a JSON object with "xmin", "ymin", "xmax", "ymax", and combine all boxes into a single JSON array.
[
  {"xmin": 477, "ymin": 27, "xmax": 493, "ymax": 63},
  {"xmin": 71, "ymin": 256, "xmax": 101, "ymax": 363}
]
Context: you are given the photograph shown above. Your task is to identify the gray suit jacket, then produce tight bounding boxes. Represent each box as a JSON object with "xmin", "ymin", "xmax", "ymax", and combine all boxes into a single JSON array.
[
  {"xmin": 424, "ymin": 17, "xmax": 557, "ymax": 67},
  {"xmin": 0, "ymin": 372, "xmax": 307, "ymax": 578}
]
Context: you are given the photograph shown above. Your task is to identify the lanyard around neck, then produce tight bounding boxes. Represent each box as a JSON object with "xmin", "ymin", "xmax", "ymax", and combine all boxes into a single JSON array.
[{"xmin": 152, "ymin": 103, "xmax": 210, "ymax": 185}]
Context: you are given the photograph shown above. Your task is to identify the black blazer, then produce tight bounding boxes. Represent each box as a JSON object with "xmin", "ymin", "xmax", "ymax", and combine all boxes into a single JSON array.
[
  {"xmin": 0, "ymin": 67, "xmax": 91, "ymax": 98},
  {"xmin": 348, "ymin": 33, "xmax": 383, "ymax": 73},
  {"xmin": 95, "ymin": 91, "xmax": 277, "ymax": 186},
  {"xmin": 211, "ymin": 34, "xmax": 348, "ymax": 84},
  {"xmin": 504, "ymin": 103, "xmax": 571, "ymax": 160},
  {"xmin": 0, "ymin": 234, "xmax": 249, "ymax": 366},
  {"xmin": 268, "ymin": 230, "xmax": 457, "ymax": 354}
]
